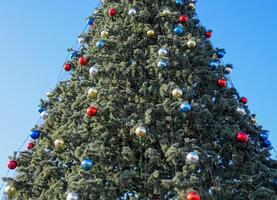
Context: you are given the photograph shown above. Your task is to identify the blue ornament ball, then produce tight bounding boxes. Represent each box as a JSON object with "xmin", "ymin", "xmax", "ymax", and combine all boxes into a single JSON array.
[
  {"xmin": 87, "ymin": 18, "xmax": 94, "ymax": 26},
  {"xmin": 81, "ymin": 159, "xmax": 94, "ymax": 171},
  {"xmin": 174, "ymin": 26, "xmax": 184, "ymax": 36},
  {"xmin": 217, "ymin": 51, "xmax": 225, "ymax": 59},
  {"xmin": 262, "ymin": 139, "xmax": 271, "ymax": 148},
  {"xmin": 210, "ymin": 61, "xmax": 219, "ymax": 70},
  {"xmin": 38, "ymin": 107, "xmax": 45, "ymax": 113},
  {"xmin": 70, "ymin": 50, "xmax": 78, "ymax": 58},
  {"xmin": 30, "ymin": 130, "xmax": 40, "ymax": 140},
  {"xmin": 274, "ymin": 178, "xmax": 277, "ymax": 187},
  {"xmin": 176, "ymin": 0, "xmax": 185, "ymax": 6},
  {"xmin": 96, "ymin": 40, "xmax": 106, "ymax": 49},
  {"xmin": 259, "ymin": 132, "xmax": 269, "ymax": 141},
  {"xmin": 180, "ymin": 101, "xmax": 191, "ymax": 113},
  {"xmin": 157, "ymin": 60, "xmax": 169, "ymax": 69}
]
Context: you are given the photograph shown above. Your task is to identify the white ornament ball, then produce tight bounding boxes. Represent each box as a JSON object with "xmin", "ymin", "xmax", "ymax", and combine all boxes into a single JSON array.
[
  {"xmin": 172, "ymin": 88, "xmax": 183, "ymax": 98},
  {"xmin": 236, "ymin": 107, "xmax": 246, "ymax": 115},
  {"xmin": 128, "ymin": 8, "xmax": 137, "ymax": 15},
  {"xmin": 89, "ymin": 65, "xmax": 99, "ymax": 77},
  {"xmin": 66, "ymin": 192, "xmax": 79, "ymax": 200},
  {"xmin": 78, "ymin": 37, "xmax": 85, "ymax": 44},
  {"xmin": 187, "ymin": 40, "xmax": 196, "ymax": 49},
  {"xmin": 40, "ymin": 111, "xmax": 48, "ymax": 120},
  {"xmin": 186, "ymin": 151, "xmax": 199, "ymax": 165},
  {"xmin": 225, "ymin": 67, "xmax": 232, "ymax": 74},
  {"xmin": 135, "ymin": 126, "xmax": 146, "ymax": 137},
  {"xmin": 158, "ymin": 48, "xmax": 169, "ymax": 57}
]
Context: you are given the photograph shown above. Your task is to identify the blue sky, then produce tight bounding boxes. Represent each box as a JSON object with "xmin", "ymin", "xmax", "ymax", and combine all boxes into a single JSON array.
[{"xmin": 0, "ymin": 0, "xmax": 276, "ymax": 193}]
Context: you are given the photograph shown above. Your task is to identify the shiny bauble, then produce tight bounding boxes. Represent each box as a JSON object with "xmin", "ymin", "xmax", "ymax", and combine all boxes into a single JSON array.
[
  {"xmin": 81, "ymin": 159, "xmax": 94, "ymax": 171},
  {"xmin": 87, "ymin": 87, "xmax": 98, "ymax": 99},
  {"xmin": 259, "ymin": 132, "xmax": 269, "ymax": 141},
  {"xmin": 4, "ymin": 185, "xmax": 16, "ymax": 197},
  {"xmin": 87, "ymin": 18, "xmax": 94, "ymax": 26},
  {"xmin": 179, "ymin": 15, "xmax": 188, "ymax": 23},
  {"xmin": 66, "ymin": 192, "xmax": 79, "ymax": 200},
  {"xmin": 176, "ymin": 0, "xmax": 185, "ymax": 6},
  {"xmin": 187, "ymin": 40, "xmax": 196, "ymax": 49},
  {"xmin": 96, "ymin": 40, "xmax": 106, "ymax": 49},
  {"xmin": 172, "ymin": 88, "xmax": 183, "ymax": 99},
  {"xmin": 109, "ymin": 8, "xmax": 117, "ymax": 17},
  {"xmin": 64, "ymin": 63, "xmax": 71, "ymax": 71},
  {"xmin": 239, "ymin": 97, "xmax": 248, "ymax": 104},
  {"xmin": 135, "ymin": 126, "xmax": 146, "ymax": 137},
  {"xmin": 38, "ymin": 107, "xmax": 45, "ymax": 113},
  {"xmin": 79, "ymin": 57, "xmax": 87, "ymax": 65},
  {"xmin": 86, "ymin": 106, "xmax": 97, "ymax": 118},
  {"xmin": 7, "ymin": 160, "xmax": 17, "ymax": 170},
  {"xmin": 158, "ymin": 48, "xmax": 169, "ymax": 57},
  {"xmin": 236, "ymin": 132, "xmax": 248, "ymax": 143},
  {"xmin": 40, "ymin": 111, "xmax": 48, "ymax": 120},
  {"xmin": 224, "ymin": 67, "xmax": 232, "ymax": 74},
  {"xmin": 186, "ymin": 151, "xmax": 199, "ymax": 165},
  {"xmin": 89, "ymin": 65, "xmax": 99, "ymax": 77},
  {"xmin": 27, "ymin": 142, "xmax": 35, "ymax": 150},
  {"xmin": 180, "ymin": 101, "xmax": 191, "ymax": 113},
  {"xmin": 30, "ymin": 130, "xmax": 40, "ymax": 140},
  {"xmin": 217, "ymin": 51, "xmax": 225, "ymax": 59},
  {"xmin": 174, "ymin": 26, "xmax": 184, "ymax": 36},
  {"xmin": 101, "ymin": 30, "xmax": 109, "ymax": 39},
  {"xmin": 210, "ymin": 61, "xmax": 218, "ymax": 70},
  {"xmin": 147, "ymin": 30, "xmax": 155, "ymax": 38},
  {"xmin": 205, "ymin": 31, "xmax": 212, "ymax": 39},
  {"xmin": 128, "ymin": 8, "xmax": 137, "ymax": 15},
  {"xmin": 188, "ymin": 3, "xmax": 196, "ymax": 10},
  {"xmin": 77, "ymin": 37, "xmax": 85, "ymax": 44},
  {"xmin": 217, "ymin": 79, "xmax": 227, "ymax": 88},
  {"xmin": 157, "ymin": 60, "xmax": 169, "ymax": 69},
  {"xmin": 236, "ymin": 107, "xmax": 246, "ymax": 115},
  {"xmin": 186, "ymin": 191, "xmax": 201, "ymax": 200},
  {"xmin": 274, "ymin": 178, "xmax": 277, "ymax": 188},
  {"xmin": 161, "ymin": 8, "xmax": 171, "ymax": 16},
  {"xmin": 54, "ymin": 139, "xmax": 65, "ymax": 149},
  {"xmin": 262, "ymin": 139, "xmax": 271, "ymax": 148}
]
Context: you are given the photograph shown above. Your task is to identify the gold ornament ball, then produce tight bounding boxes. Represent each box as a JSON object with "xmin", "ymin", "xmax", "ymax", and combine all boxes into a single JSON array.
[
  {"xmin": 189, "ymin": 3, "xmax": 196, "ymax": 10},
  {"xmin": 172, "ymin": 88, "xmax": 183, "ymax": 99},
  {"xmin": 161, "ymin": 9, "xmax": 171, "ymax": 16},
  {"xmin": 147, "ymin": 30, "xmax": 155, "ymax": 38},
  {"xmin": 87, "ymin": 87, "xmax": 98, "ymax": 99},
  {"xmin": 4, "ymin": 185, "xmax": 16, "ymax": 197},
  {"xmin": 187, "ymin": 40, "xmax": 196, "ymax": 49},
  {"xmin": 135, "ymin": 126, "xmax": 146, "ymax": 137},
  {"xmin": 54, "ymin": 139, "xmax": 65, "ymax": 149},
  {"xmin": 101, "ymin": 30, "xmax": 109, "ymax": 39}
]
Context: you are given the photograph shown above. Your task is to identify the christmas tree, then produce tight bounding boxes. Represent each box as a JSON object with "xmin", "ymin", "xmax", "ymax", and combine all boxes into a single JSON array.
[{"xmin": 2, "ymin": 0, "xmax": 277, "ymax": 199}]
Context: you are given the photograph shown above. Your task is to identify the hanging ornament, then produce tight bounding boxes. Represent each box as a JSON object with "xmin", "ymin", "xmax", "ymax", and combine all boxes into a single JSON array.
[
  {"xmin": 158, "ymin": 48, "xmax": 169, "ymax": 57},
  {"xmin": 259, "ymin": 132, "xmax": 269, "ymax": 141},
  {"xmin": 89, "ymin": 65, "xmax": 99, "ymax": 77},
  {"xmin": 79, "ymin": 57, "xmax": 87, "ymax": 65},
  {"xmin": 239, "ymin": 97, "xmax": 248, "ymax": 104},
  {"xmin": 172, "ymin": 88, "xmax": 183, "ymax": 99},
  {"xmin": 81, "ymin": 159, "xmax": 94, "ymax": 171},
  {"xmin": 54, "ymin": 139, "xmax": 65, "ymax": 149},
  {"xmin": 236, "ymin": 132, "xmax": 248, "ymax": 143},
  {"xmin": 40, "ymin": 111, "xmax": 48, "ymax": 120},
  {"xmin": 7, "ymin": 160, "xmax": 17, "ymax": 170},
  {"xmin": 38, "ymin": 107, "xmax": 45, "ymax": 113},
  {"xmin": 147, "ymin": 30, "xmax": 155, "ymax": 38},
  {"xmin": 217, "ymin": 51, "xmax": 225, "ymax": 59},
  {"xmin": 205, "ymin": 31, "xmax": 212, "ymax": 39},
  {"xmin": 64, "ymin": 64, "xmax": 71, "ymax": 71},
  {"xmin": 187, "ymin": 40, "xmax": 196, "ymax": 49},
  {"xmin": 86, "ymin": 106, "xmax": 97, "ymax": 118},
  {"xmin": 217, "ymin": 79, "xmax": 227, "ymax": 88},
  {"xmin": 77, "ymin": 37, "xmax": 85, "ymax": 44},
  {"xmin": 174, "ymin": 26, "xmax": 184, "ymax": 36},
  {"xmin": 87, "ymin": 18, "xmax": 94, "ymax": 26},
  {"xmin": 179, "ymin": 15, "xmax": 188, "ymax": 23},
  {"xmin": 71, "ymin": 50, "xmax": 78, "ymax": 58},
  {"xmin": 4, "ymin": 185, "xmax": 16, "ymax": 197},
  {"xmin": 224, "ymin": 67, "xmax": 232, "ymax": 74},
  {"xmin": 96, "ymin": 40, "xmax": 106, "ymax": 49},
  {"xmin": 180, "ymin": 101, "xmax": 192, "ymax": 113},
  {"xmin": 109, "ymin": 8, "xmax": 117, "ymax": 17},
  {"xmin": 188, "ymin": 3, "xmax": 196, "ymax": 10},
  {"xmin": 135, "ymin": 126, "xmax": 146, "ymax": 137},
  {"xmin": 236, "ymin": 107, "xmax": 246, "ymax": 115},
  {"xmin": 186, "ymin": 151, "xmax": 199, "ymax": 165},
  {"xmin": 274, "ymin": 178, "xmax": 277, "ymax": 188},
  {"xmin": 157, "ymin": 60, "xmax": 169, "ymax": 69},
  {"xmin": 128, "ymin": 8, "xmax": 137, "ymax": 15},
  {"xmin": 161, "ymin": 8, "xmax": 171, "ymax": 16},
  {"xmin": 67, "ymin": 192, "xmax": 79, "ymax": 200},
  {"xmin": 210, "ymin": 61, "xmax": 218, "ymax": 70},
  {"xmin": 186, "ymin": 191, "xmax": 201, "ymax": 200},
  {"xmin": 176, "ymin": 0, "xmax": 185, "ymax": 6},
  {"xmin": 261, "ymin": 139, "xmax": 271, "ymax": 148},
  {"xmin": 87, "ymin": 87, "xmax": 98, "ymax": 99},
  {"xmin": 30, "ymin": 130, "xmax": 40, "ymax": 140},
  {"xmin": 27, "ymin": 142, "xmax": 35, "ymax": 150},
  {"xmin": 101, "ymin": 30, "xmax": 109, "ymax": 39}
]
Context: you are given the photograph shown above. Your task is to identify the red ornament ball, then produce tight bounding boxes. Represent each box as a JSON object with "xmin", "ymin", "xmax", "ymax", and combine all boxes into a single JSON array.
[
  {"xmin": 86, "ymin": 106, "xmax": 97, "ymax": 118},
  {"xmin": 236, "ymin": 132, "xmax": 248, "ymax": 143},
  {"xmin": 186, "ymin": 191, "xmax": 201, "ymax": 200},
  {"xmin": 64, "ymin": 64, "xmax": 71, "ymax": 71},
  {"xmin": 179, "ymin": 15, "xmax": 188, "ymax": 23},
  {"xmin": 240, "ymin": 97, "xmax": 248, "ymax": 104},
  {"xmin": 217, "ymin": 79, "xmax": 227, "ymax": 88},
  {"xmin": 27, "ymin": 142, "xmax": 35, "ymax": 150},
  {"xmin": 205, "ymin": 31, "xmax": 212, "ymax": 39},
  {"xmin": 7, "ymin": 160, "xmax": 17, "ymax": 170},
  {"xmin": 79, "ymin": 57, "xmax": 87, "ymax": 65},
  {"xmin": 109, "ymin": 8, "xmax": 117, "ymax": 17}
]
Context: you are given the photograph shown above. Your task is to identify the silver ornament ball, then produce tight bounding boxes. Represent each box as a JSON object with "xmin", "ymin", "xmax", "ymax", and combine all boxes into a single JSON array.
[
  {"xmin": 66, "ymin": 192, "xmax": 79, "ymax": 200},
  {"xmin": 236, "ymin": 107, "xmax": 246, "ymax": 115},
  {"xmin": 158, "ymin": 48, "xmax": 169, "ymax": 57},
  {"xmin": 40, "ymin": 111, "xmax": 48, "ymax": 120},
  {"xmin": 128, "ymin": 8, "xmax": 137, "ymax": 15},
  {"xmin": 186, "ymin": 151, "xmax": 199, "ymax": 165},
  {"xmin": 89, "ymin": 65, "xmax": 99, "ymax": 77}
]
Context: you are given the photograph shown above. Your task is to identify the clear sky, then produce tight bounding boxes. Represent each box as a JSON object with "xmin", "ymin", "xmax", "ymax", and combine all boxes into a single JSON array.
[{"xmin": 0, "ymin": 0, "xmax": 276, "ymax": 193}]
